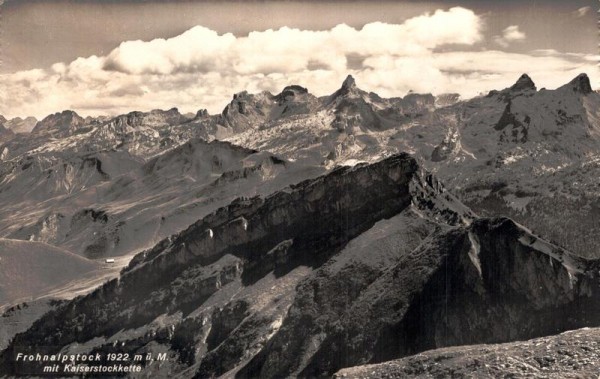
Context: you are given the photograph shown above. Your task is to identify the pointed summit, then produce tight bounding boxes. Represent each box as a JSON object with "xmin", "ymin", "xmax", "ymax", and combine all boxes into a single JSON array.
[
  {"xmin": 327, "ymin": 75, "xmax": 363, "ymax": 105},
  {"xmin": 341, "ymin": 75, "xmax": 356, "ymax": 90},
  {"xmin": 560, "ymin": 73, "xmax": 592, "ymax": 94},
  {"xmin": 510, "ymin": 74, "xmax": 536, "ymax": 92}
]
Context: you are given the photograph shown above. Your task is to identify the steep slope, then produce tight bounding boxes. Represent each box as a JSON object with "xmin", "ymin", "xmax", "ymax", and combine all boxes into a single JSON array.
[
  {"xmin": 2, "ymin": 155, "xmax": 598, "ymax": 378},
  {"xmin": 0, "ymin": 125, "xmax": 14, "ymax": 146},
  {"xmin": 241, "ymin": 217, "xmax": 600, "ymax": 378},
  {"xmin": 0, "ymin": 300, "xmax": 60, "ymax": 353},
  {"xmin": 0, "ymin": 239, "xmax": 100, "ymax": 306}
]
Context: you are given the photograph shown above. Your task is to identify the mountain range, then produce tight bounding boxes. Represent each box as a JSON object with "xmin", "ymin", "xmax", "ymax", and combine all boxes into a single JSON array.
[{"xmin": 0, "ymin": 73, "xmax": 599, "ymax": 378}]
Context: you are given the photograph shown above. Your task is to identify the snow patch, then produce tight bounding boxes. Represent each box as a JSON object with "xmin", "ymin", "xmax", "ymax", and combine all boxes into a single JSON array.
[{"xmin": 467, "ymin": 232, "xmax": 482, "ymax": 276}]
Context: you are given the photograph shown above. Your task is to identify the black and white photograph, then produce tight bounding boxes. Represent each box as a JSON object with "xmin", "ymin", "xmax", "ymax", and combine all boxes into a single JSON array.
[{"xmin": 0, "ymin": 0, "xmax": 599, "ymax": 377}]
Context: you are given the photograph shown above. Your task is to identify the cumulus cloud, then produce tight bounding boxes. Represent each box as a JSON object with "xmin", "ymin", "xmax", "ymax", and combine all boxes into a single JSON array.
[
  {"xmin": 493, "ymin": 25, "xmax": 526, "ymax": 48},
  {"xmin": 0, "ymin": 7, "xmax": 596, "ymax": 119},
  {"xmin": 102, "ymin": 7, "xmax": 482, "ymax": 77},
  {"xmin": 573, "ymin": 6, "xmax": 591, "ymax": 18}
]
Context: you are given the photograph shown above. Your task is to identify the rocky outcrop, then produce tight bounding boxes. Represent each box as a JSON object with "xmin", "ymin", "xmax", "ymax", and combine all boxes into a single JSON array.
[
  {"xmin": 31, "ymin": 110, "xmax": 85, "ymax": 137},
  {"xmin": 241, "ymin": 217, "xmax": 600, "ymax": 378},
  {"xmin": 435, "ymin": 93, "xmax": 461, "ymax": 107},
  {"xmin": 559, "ymin": 73, "xmax": 593, "ymax": 95},
  {"xmin": 107, "ymin": 108, "xmax": 186, "ymax": 130},
  {"xmin": 219, "ymin": 91, "xmax": 276, "ymax": 130},
  {"xmin": 218, "ymin": 85, "xmax": 320, "ymax": 130},
  {"xmin": 326, "ymin": 75, "xmax": 388, "ymax": 131},
  {"xmin": 510, "ymin": 73, "xmax": 537, "ymax": 92},
  {"xmin": 335, "ymin": 327, "xmax": 600, "ymax": 378}
]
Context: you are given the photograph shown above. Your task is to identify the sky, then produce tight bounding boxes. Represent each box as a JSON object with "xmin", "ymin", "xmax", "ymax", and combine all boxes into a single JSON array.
[{"xmin": 0, "ymin": 0, "xmax": 598, "ymax": 118}]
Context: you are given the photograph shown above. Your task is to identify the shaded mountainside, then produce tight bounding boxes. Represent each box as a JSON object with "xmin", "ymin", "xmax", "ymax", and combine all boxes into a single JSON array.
[
  {"xmin": 335, "ymin": 327, "xmax": 600, "ymax": 378},
  {"xmin": 0, "ymin": 125, "xmax": 14, "ymax": 147},
  {"xmin": 241, "ymin": 218, "xmax": 600, "ymax": 378},
  {"xmin": 2, "ymin": 155, "xmax": 599, "ymax": 378}
]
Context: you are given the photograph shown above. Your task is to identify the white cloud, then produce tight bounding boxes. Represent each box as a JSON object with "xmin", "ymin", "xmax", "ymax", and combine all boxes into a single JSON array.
[
  {"xmin": 0, "ymin": 7, "xmax": 596, "ymax": 119},
  {"xmin": 573, "ymin": 6, "xmax": 591, "ymax": 18},
  {"xmin": 493, "ymin": 25, "xmax": 526, "ymax": 48}
]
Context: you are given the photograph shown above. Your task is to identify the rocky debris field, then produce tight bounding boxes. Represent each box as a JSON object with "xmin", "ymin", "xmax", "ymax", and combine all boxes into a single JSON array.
[{"xmin": 336, "ymin": 327, "xmax": 600, "ymax": 379}]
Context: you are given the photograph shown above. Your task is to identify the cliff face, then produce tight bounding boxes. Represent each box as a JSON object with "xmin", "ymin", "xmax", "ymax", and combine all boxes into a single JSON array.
[
  {"xmin": 241, "ymin": 218, "xmax": 600, "ymax": 378},
  {"xmin": 1, "ymin": 155, "xmax": 599, "ymax": 378}
]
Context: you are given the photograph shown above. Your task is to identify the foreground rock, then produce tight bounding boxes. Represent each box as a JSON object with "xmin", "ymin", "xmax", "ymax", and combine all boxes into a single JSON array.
[{"xmin": 335, "ymin": 327, "xmax": 600, "ymax": 379}]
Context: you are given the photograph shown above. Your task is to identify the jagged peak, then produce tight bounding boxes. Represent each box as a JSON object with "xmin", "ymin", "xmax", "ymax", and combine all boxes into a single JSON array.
[
  {"xmin": 510, "ymin": 74, "xmax": 536, "ymax": 92},
  {"xmin": 37, "ymin": 110, "xmax": 84, "ymax": 125},
  {"xmin": 559, "ymin": 73, "xmax": 592, "ymax": 94},
  {"xmin": 50, "ymin": 110, "xmax": 82, "ymax": 119},
  {"xmin": 278, "ymin": 85, "xmax": 308, "ymax": 97},
  {"xmin": 341, "ymin": 75, "xmax": 356, "ymax": 90},
  {"xmin": 195, "ymin": 109, "xmax": 209, "ymax": 118},
  {"xmin": 31, "ymin": 110, "xmax": 85, "ymax": 134},
  {"xmin": 148, "ymin": 107, "xmax": 181, "ymax": 116},
  {"xmin": 326, "ymin": 75, "xmax": 363, "ymax": 105}
]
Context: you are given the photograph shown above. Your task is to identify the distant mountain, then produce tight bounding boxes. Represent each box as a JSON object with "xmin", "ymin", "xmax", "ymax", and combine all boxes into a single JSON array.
[
  {"xmin": 31, "ymin": 110, "xmax": 86, "ymax": 137},
  {"xmin": 3, "ymin": 116, "xmax": 37, "ymax": 134},
  {"xmin": 1, "ymin": 74, "xmax": 598, "ymax": 259},
  {"xmin": 417, "ymin": 73, "xmax": 600, "ymax": 257}
]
